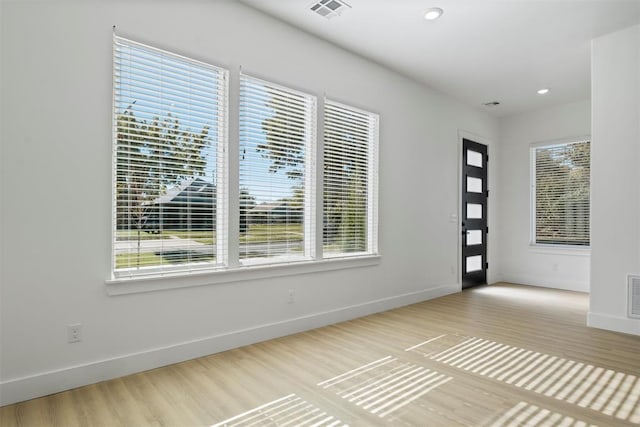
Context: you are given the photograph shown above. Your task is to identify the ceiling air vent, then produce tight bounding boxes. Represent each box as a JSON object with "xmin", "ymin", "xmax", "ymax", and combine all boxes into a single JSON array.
[
  {"xmin": 629, "ymin": 275, "xmax": 640, "ymax": 319},
  {"xmin": 310, "ymin": 0, "xmax": 351, "ymax": 20}
]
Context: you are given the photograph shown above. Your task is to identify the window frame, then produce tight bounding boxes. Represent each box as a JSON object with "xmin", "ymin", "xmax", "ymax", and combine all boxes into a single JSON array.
[
  {"xmin": 237, "ymin": 73, "xmax": 317, "ymax": 266},
  {"xmin": 530, "ymin": 137, "xmax": 591, "ymax": 249},
  {"xmin": 111, "ymin": 35, "xmax": 229, "ymax": 280},
  {"xmin": 109, "ymin": 39, "xmax": 381, "ymax": 293},
  {"xmin": 322, "ymin": 98, "xmax": 379, "ymax": 259}
]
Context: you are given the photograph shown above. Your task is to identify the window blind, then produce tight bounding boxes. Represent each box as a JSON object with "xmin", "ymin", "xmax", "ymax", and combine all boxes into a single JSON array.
[
  {"xmin": 239, "ymin": 74, "xmax": 316, "ymax": 263},
  {"xmin": 323, "ymin": 100, "xmax": 378, "ymax": 256},
  {"xmin": 534, "ymin": 140, "xmax": 590, "ymax": 246},
  {"xmin": 113, "ymin": 36, "xmax": 228, "ymax": 278}
]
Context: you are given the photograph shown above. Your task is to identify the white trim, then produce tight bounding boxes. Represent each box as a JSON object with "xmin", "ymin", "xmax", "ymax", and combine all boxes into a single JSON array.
[
  {"xmin": 111, "ymin": 34, "xmax": 118, "ymax": 276},
  {"xmin": 315, "ymin": 96, "xmax": 325, "ymax": 260},
  {"xmin": 106, "ymin": 255, "xmax": 381, "ymax": 295},
  {"xmin": 216, "ymin": 68, "xmax": 230, "ymax": 267},
  {"xmin": 305, "ymin": 94, "xmax": 318, "ymax": 258},
  {"xmin": 0, "ymin": 283, "xmax": 459, "ymax": 406},
  {"xmin": 530, "ymin": 146, "xmax": 536, "ymax": 244},
  {"xmin": 587, "ymin": 311, "xmax": 640, "ymax": 336},
  {"xmin": 529, "ymin": 135, "xmax": 591, "ymax": 149},
  {"xmin": 528, "ymin": 244, "xmax": 591, "ymax": 256},
  {"xmin": 227, "ymin": 64, "xmax": 241, "ymax": 268},
  {"xmin": 369, "ymin": 112, "xmax": 380, "ymax": 255}
]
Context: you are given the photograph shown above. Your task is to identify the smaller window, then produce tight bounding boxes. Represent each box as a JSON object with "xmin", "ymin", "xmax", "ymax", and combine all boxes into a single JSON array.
[
  {"xmin": 532, "ymin": 140, "xmax": 590, "ymax": 246},
  {"xmin": 323, "ymin": 100, "xmax": 379, "ymax": 257}
]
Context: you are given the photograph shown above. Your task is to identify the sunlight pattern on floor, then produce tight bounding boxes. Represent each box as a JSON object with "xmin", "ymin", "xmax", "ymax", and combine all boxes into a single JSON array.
[
  {"xmin": 489, "ymin": 401, "xmax": 597, "ymax": 427},
  {"xmin": 211, "ymin": 394, "xmax": 348, "ymax": 427},
  {"xmin": 416, "ymin": 335, "xmax": 640, "ymax": 424},
  {"xmin": 404, "ymin": 333, "xmax": 470, "ymax": 357},
  {"xmin": 318, "ymin": 356, "xmax": 452, "ymax": 418}
]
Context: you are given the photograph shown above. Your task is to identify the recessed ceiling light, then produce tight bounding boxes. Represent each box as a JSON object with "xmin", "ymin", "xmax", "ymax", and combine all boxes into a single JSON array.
[
  {"xmin": 537, "ymin": 88, "xmax": 550, "ymax": 95},
  {"xmin": 424, "ymin": 7, "xmax": 444, "ymax": 21}
]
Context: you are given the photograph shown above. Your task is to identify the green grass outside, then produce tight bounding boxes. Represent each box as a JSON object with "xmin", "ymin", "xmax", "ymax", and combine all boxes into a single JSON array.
[
  {"xmin": 323, "ymin": 244, "xmax": 363, "ymax": 252},
  {"xmin": 115, "ymin": 252, "xmax": 165, "ymax": 269},
  {"xmin": 116, "ymin": 229, "xmax": 216, "ymax": 244},
  {"xmin": 117, "ymin": 225, "xmax": 302, "ymax": 245},
  {"xmin": 240, "ymin": 224, "xmax": 303, "ymax": 243},
  {"xmin": 116, "ymin": 224, "xmax": 304, "ymax": 270},
  {"xmin": 116, "ymin": 251, "xmax": 215, "ymax": 269}
]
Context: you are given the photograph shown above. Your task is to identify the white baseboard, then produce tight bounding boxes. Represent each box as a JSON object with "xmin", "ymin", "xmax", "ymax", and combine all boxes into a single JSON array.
[
  {"xmin": 500, "ymin": 274, "xmax": 589, "ymax": 293},
  {"xmin": 0, "ymin": 283, "xmax": 458, "ymax": 406},
  {"xmin": 587, "ymin": 311, "xmax": 640, "ymax": 336}
]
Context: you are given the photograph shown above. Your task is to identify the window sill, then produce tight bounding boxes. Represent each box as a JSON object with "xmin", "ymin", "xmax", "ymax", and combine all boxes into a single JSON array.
[
  {"xmin": 106, "ymin": 254, "xmax": 381, "ymax": 296},
  {"xmin": 529, "ymin": 244, "xmax": 591, "ymax": 257}
]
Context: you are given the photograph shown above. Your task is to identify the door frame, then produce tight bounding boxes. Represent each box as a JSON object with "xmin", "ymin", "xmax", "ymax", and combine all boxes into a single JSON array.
[{"xmin": 457, "ymin": 130, "xmax": 493, "ymax": 290}]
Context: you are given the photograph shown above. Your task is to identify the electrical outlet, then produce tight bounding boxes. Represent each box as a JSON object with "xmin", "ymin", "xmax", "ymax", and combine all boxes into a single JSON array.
[
  {"xmin": 288, "ymin": 289, "xmax": 295, "ymax": 304},
  {"xmin": 67, "ymin": 323, "xmax": 82, "ymax": 343}
]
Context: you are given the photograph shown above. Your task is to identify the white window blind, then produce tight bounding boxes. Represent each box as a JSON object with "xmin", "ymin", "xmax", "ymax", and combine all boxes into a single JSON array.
[
  {"xmin": 323, "ymin": 100, "xmax": 379, "ymax": 257},
  {"xmin": 533, "ymin": 140, "xmax": 590, "ymax": 246},
  {"xmin": 113, "ymin": 36, "xmax": 228, "ymax": 278},
  {"xmin": 239, "ymin": 74, "xmax": 316, "ymax": 264}
]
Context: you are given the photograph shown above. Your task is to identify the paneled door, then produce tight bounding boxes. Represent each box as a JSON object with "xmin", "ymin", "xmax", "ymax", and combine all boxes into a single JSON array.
[{"xmin": 462, "ymin": 139, "xmax": 488, "ymax": 289}]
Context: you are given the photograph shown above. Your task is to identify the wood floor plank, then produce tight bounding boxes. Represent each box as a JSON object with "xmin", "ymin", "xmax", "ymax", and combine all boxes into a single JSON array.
[{"xmin": 1, "ymin": 283, "xmax": 639, "ymax": 426}]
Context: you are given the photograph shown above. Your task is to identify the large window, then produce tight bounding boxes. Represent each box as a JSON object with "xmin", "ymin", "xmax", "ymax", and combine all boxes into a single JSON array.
[
  {"xmin": 239, "ymin": 74, "xmax": 316, "ymax": 263},
  {"xmin": 323, "ymin": 100, "xmax": 378, "ymax": 257},
  {"xmin": 112, "ymin": 38, "xmax": 379, "ymax": 282},
  {"xmin": 113, "ymin": 36, "xmax": 228, "ymax": 278},
  {"xmin": 532, "ymin": 140, "xmax": 590, "ymax": 246}
]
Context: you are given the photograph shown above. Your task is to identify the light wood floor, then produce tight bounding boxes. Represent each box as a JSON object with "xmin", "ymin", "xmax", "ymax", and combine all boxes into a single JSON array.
[{"xmin": 2, "ymin": 283, "xmax": 640, "ymax": 426}]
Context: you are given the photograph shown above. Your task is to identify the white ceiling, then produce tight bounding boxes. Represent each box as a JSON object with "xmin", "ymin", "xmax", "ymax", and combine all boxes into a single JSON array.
[{"xmin": 239, "ymin": 0, "xmax": 640, "ymax": 117}]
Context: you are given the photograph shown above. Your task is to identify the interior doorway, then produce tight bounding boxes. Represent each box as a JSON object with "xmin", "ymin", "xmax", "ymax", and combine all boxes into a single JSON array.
[{"xmin": 461, "ymin": 138, "xmax": 488, "ymax": 289}]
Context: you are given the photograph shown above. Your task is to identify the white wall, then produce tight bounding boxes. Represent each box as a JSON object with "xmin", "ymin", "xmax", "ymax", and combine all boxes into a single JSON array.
[
  {"xmin": 0, "ymin": 0, "xmax": 499, "ymax": 404},
  {"xmin": 497, "ymin": 100, "xmax": 591, "ymax": 292},
  {"xmin": 589, "ymin": 24, "xmax": 640, "ymax": 336}
]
